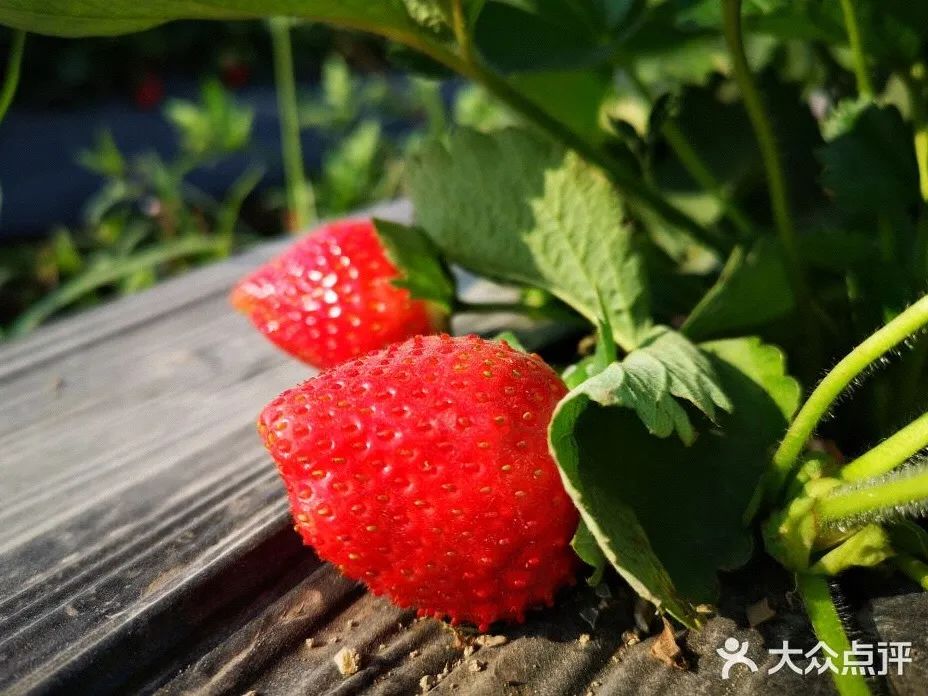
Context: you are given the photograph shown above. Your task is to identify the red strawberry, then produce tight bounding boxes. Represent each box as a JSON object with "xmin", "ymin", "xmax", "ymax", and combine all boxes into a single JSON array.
[
  {"xmin": 231, "ymin": 219, "xmax": 437, "ymax": 369},
  {"xmin": 133, "ymin": 72, "xmax": 165, "ymax": 111},
  {"xmin": 258, "ymin": 334, "xmax": 578, "ymax": 630}
]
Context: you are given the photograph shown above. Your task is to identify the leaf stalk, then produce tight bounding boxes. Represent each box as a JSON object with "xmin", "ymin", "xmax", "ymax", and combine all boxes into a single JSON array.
[
  {"xmin": 841, "ymin": 411, "xmax": 928, "ymax": 482},
  {"xmin": 721, "ymin": 0, "xmax": 818, "ymax": 366},
  {"xmin": 837, "ymin": 0, "xmax": 873, "ymax": 98},
  {"xmin": 768, "ymin": 295, "xmax": 928, "ymax": 501},
  {"xmin": 0, "ymin": 29, "xmax": 26, "ymax": 125},
  {"xmin": 818, "ymin": 466, "xmax": 928, "ymax": 525},
  {"xmin": 269, "ymin": 17, "xmax": 315, "ymax": 231},
  {"xmin": 796, "ymin": 574, "xmax": 872, "ymax": 696}
]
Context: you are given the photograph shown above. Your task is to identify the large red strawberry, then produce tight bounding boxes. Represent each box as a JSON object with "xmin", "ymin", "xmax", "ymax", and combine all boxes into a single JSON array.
[
  {"xmin": 258, "ymin": 334, "xmax": 578, "ymax": 630},
  {"xmin": 231, "ymin": 219, "xmax": 436, "ymax": 369}
]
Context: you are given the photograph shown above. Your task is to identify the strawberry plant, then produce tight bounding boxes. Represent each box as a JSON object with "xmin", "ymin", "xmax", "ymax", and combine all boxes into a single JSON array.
[{"xmin": 4, "ymin": 1, "xmax": 928, "ymax": 694}]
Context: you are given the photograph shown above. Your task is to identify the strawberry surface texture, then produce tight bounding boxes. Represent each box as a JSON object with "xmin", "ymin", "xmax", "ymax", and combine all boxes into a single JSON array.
[
  {"xmin": 231, "ymin": 218, "xmax": 434, "ymax": 369},
  {"xmin": 259, "ymin": 334, "xmax": 579, "ymax": 630}
]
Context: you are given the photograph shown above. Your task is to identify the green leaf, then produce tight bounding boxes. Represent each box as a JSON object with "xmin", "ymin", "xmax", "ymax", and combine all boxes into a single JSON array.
[
  {"xmin": 401, "ymin": 0, "xmax": 451, "ymax": 33},
  {"xmin": 889, "ymin": 520, "xmax": 928, "ymax": 559},
  {"xmin": 650, "ymin": 86, "xmax": 758, "ymax": 197},
  {"xmin": 408, "ymin": 127, "xmax": 651, "ymax": 351},
  {"xmin": 743, "ymin": 1, "xmax": 845, "ymax": 43},
  {"xmin": 565, "ymin": 327, "xmax": 729, "ymax": 443},
  {"xmin": 473, "ymin": 0, "xmax": 622, "ymax": 73},
  {"xmin": 819, "ymin": 103, "xmax": 920, "ymax": 217},
  {"xmin": 550, "ymin": 336, "xmax": 799, "ymax": 621},
  {"xmin": 77, "ymin": 131, "xmax": 126, "ymax": 178},
  {"xmin": 571, "ymin": 521, "xmax": 607, "ymax": 586},
  {"xmin": 164, "ymin": 80, "xmax": 253, "ymax": 158},
  {"xmin": 319, "ymin": 119, "xmax": 383, "ymax": 213},
  {"xmin": 373, "ymin": 218, "xmax": 456, "ymax": 312},
  {"xmin": 508, "ymin": 68, "xmax": 611, "ymax": 145},
  {"xmin": 464, "ymin": 0, "xmax": 487, "ymax": 25},
  {"xmin": 638, "ymin": 326, "xmax": 734, "ymax": 423},
  {"xmin": 682, "ymin": 238, "xmax": 794, "ymax": 341},
  {"xmin": 854, "ymin": 0, "xmax": 928, "ymax": 67},
  {"xmin": 51, "ymin": 229, "xmax": 83, "ymax": 276},
  {"xmin": 0, "ymin": 1, "xmax": 423, "ymax": 38}
]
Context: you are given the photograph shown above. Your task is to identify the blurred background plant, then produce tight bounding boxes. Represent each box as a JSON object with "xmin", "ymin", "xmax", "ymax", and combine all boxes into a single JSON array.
[{"xmin": 0, "ymin": 22, "xmax": 507, "ymax": 338}]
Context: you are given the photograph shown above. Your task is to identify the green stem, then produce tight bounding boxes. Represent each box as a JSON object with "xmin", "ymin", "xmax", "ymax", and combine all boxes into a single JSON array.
[
  {"xmin": 661, "ymin": 122, "xmax": 754, "ymax": 239},
  {"xmin": 721, "ymin": 0, "xmax": 814, "ymax": 349},
  {"xmin": 769, "ymin": 295, "xmax": 928, "ymax": 499},
  {"xmin": 841, "ymin": 411, "xmax": 928, "ymax": 481},
  {"xmin": 837, "ymin": 0, "xmax": 873, "ymax": 98},
  {"xmin": 796, "ymin": 574, "xmax": 872, "ymax": 696},
  {"xmin": 449, "ymin": 0, "xmax": 474, "ymax": 65},
  {"xmin": 0, "ymin": 29, "xmax": 26, "ymax": 125},
  {"xmin": 819, "ymin": 466, "xmax": 928, "ymax": 524},
  {"xmin": 269, "ymin": 17, "xmax": 315, "ymax": 231},
  {"xmin": 215, "ymin": 165, "xmax": 265, "ymax": 254},
  {"xmin": 893, "ymin": 554, "xmax": 928, "ymax": 589},
  {"xmin": 624, "ymin": 68, "xmax": 754, "ymax": 240}
]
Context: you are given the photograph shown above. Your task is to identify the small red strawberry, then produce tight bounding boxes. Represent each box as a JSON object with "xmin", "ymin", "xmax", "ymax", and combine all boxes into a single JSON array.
[
  {"xmin": 133, "ymin": 72, "xmax": 165, "ymax": 111},
  {"xmin": 231, "ymin": 219, "xmax": 437, "ymax": 369},
  {"xmin": 258, "ymin": 334, "xmax": 578, "ymax": 630}
]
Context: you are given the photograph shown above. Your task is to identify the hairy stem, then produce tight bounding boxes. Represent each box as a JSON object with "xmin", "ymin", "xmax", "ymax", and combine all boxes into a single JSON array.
[
  {"xmin": 0, "ymin": 29, "xmax": 26, "ymax": 125},
  {"xmin": 841, "ymin": 412, "xmax": 928, "ymax": 481},
  {"xmin": 721, "ymin": 0, "xmax": 816, "ymax": 359},
  {"xmin": 269, "ymin": 17, "xmax": 315, "ymax": 231},
  {"xmin": 797, "ymin": 574, "xmax": 872, "ymax": 696},
  {"xmin": 819, "ymin": 466, "xmax": 928, "ymax": 524},
  {"xmin": 837, "ymin": 0, "xmax": 873, "ymax": 98},
  {"xmin": 769, "ymin": 295, "xmax": 928, "ymax": 499}
]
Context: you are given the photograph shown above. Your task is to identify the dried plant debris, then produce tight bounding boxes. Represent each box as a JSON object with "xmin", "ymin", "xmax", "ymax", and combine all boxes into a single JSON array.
[
  {"xmin": 650, "ymin": 618, "xmax": 687, "ymax": 670},
  {"xmin": 746, "ymin": 597, "xmax": 776, "ymax": 627},
  {"xmin": 333, "ymin": 647, "xmax": 362, "ymax": 677},
  {"xmin": 473, "ymin": 634, "xmax": 508, "ymax": 648}
]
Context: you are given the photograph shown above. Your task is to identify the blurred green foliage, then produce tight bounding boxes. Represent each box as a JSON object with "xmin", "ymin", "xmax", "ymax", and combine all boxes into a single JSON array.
[{"xmin": 0, "ymin": 51, "xmax": 506, "ymax": 338}]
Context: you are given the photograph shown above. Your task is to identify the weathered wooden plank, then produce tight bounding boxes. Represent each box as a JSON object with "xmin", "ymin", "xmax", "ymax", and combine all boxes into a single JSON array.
[{"xmin": 0, "ymin": 203, "xmax": 411, "ymax": 694}]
